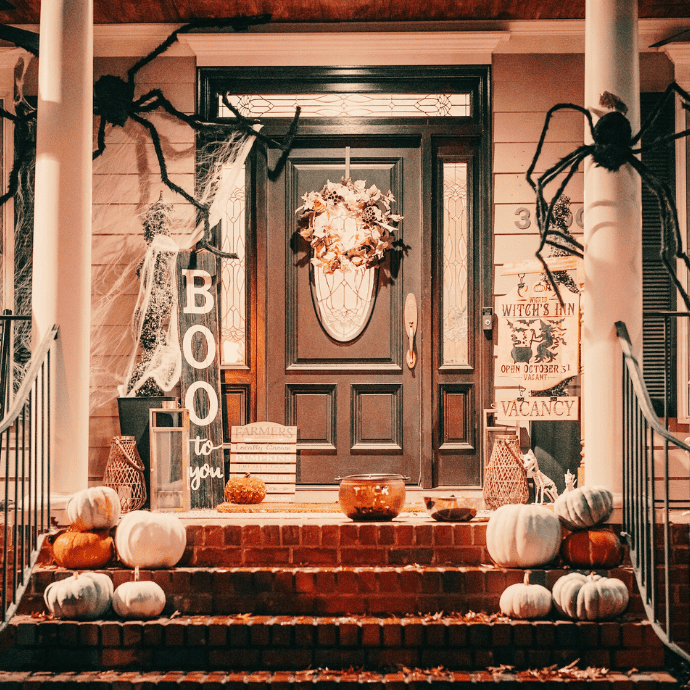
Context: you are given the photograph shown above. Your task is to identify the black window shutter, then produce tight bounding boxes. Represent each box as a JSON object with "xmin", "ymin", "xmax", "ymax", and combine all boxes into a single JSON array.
[{"xmin": 641, "ymin": 92, "xmax": 676, "ymax": 416}]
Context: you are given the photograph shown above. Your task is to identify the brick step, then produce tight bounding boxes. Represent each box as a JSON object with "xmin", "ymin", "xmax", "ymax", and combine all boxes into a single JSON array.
[
  {"xmin": 181, "ymin": 520, "xmax": 493, "ymax": 567},
  {"xmin": 0, "ymin": 612, "xmax": 666, "ymax": 673},
  {"xmin": 33, "ymin": 520, "xmax": 495, "ymax": 569},
  {"xmin": 19, "ymin": 564, "xmax": 645, "ymax": 617},
  {"xmin": 0, "ymin": 668, "xmax": 680, "ymax": 689}
]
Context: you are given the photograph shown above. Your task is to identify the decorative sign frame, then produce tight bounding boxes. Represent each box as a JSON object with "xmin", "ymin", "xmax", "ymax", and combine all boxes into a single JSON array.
[
  {"xmin": 230, "ymin": 422, "xmax": 297, "ymax": 501},
  {"xmin": 496, "ymin": 278, "xmax": 579, "ymax": 392},
  {"xmin": 494, "ymin": 395, "xmax": 579, "ymax": 421}
]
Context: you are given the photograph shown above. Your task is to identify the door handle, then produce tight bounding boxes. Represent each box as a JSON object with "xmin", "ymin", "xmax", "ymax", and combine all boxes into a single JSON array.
[{"xmin": 404, "ymin": 293, "xmax": 417, "ymax": 369}]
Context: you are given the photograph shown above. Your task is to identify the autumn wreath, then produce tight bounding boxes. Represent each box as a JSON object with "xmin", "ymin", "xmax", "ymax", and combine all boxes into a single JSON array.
[{"xmin": 296, "ymin": 177, "xmax": 402, "ymax": 274}]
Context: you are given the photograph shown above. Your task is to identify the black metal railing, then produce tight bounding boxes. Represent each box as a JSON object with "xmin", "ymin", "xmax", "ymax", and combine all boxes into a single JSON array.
[
  {"xmin": 617, "ymin": 318, "xmax": 690, "ymax": 663},
  {"xmin": 0, "ymin": 324, "xmax": 58, "ymax": 634},
  {"xmin": 0, "ymin": 312, "xmax": 31, "ymax": 420}
]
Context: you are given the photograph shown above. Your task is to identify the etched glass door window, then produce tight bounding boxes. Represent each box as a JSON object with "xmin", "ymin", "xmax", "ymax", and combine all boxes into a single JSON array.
[
  {"xmin": 442, "ymin": 163, "xmax": 469, "ymax": 366},
  {"xmin": 310, "ymin": 214, "xmax": 378, "ymax": 343},
  {"xmin": 219, "ymin": 165, "xmax": 247, "ymax": 366}
]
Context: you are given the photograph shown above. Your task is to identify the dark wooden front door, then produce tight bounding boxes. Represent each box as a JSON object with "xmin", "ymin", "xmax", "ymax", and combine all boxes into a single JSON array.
[{"xmin": 266, "ymin": 144, "xmax": 421, "ymax": 484}]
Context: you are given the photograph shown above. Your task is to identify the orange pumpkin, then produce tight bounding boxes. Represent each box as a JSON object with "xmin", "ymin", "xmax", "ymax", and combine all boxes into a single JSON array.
[
  {"xmin": 560, "ymin": 527, "xmax": 623, "ymax": 569},
  {"xmin": 224, "ymin": 473, "xmax": 267, "ymax": 505},
  {"xmin": 51, "ymin": 529, "xmax": 114, "ymax": 569}
]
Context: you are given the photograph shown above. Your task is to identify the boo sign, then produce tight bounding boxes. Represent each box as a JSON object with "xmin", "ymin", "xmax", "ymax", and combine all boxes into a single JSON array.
[{"xmin": 178, "ymin": 250, "xmax": 225, "ymax": 508}]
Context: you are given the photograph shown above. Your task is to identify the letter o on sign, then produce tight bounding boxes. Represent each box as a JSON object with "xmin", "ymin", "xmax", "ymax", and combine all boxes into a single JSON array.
[
  {"xmin": 183, "ymin": 325, "xmax": 216, "ymax": 370},
  {"xmin": 185, "ymin": 381, "xmax": 219, "ymax": 426}
]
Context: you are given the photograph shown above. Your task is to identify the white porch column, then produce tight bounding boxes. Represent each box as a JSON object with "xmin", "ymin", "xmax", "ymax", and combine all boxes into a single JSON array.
[
  {"xmin": 32, "ymin": 0, "xmax": 93, "ymax": 499},
  {"xmin": 583, "ymin": 0, "xmax": 641, "ymax": 494}
]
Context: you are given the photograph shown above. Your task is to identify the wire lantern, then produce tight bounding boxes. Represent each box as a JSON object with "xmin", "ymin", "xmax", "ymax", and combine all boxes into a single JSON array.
[
  {"xmin": 103, "ymin": 436, "xmax": 147, "ymax": 513},
  {"xmin": 483, "ymin": 434, "xmax": 530, "ymax": 510}
]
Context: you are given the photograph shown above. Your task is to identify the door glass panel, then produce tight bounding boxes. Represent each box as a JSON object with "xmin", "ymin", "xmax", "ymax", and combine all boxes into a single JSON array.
[
  {"xmin": 311, "ymin": 263, "xmax": 377, "ymax": 343},
  {"xmin": 220, "ymin": 93, "xmax": 471, "ymax": 118},
  {"xmin": 442, "ymin": 162, "xmax": 469, "ymax": 366},
  {"xmin": 219, "ymin": 165, "xmax": 247, "ymax": 366}
]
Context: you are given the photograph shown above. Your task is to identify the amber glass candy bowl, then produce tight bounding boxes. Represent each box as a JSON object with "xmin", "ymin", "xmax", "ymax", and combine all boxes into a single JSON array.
[{"xmin": 336, "ymin": 473, "xmax": 408, "ymax": 521}]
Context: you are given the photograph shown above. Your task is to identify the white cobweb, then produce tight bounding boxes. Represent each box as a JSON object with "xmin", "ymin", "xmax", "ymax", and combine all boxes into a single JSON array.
[{"xmin": 89, "ymin": 112, "xmax": 257, "ymax": 413}]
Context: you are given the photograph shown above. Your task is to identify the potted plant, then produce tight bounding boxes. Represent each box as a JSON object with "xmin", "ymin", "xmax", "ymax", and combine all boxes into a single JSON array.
[{"xmin": 117, "ymin": 195, "xmax": 181, "ymax": 501}]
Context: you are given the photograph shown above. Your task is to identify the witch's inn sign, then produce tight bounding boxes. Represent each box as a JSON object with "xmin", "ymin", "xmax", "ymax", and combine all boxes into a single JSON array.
[{"xmin": 496, "ymin": 278, "xmax": 579, "ymax": 393}]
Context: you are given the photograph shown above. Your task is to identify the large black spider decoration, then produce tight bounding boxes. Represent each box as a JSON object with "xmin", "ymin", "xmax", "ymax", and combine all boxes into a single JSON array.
[
  {"xmin": 0, "ymin": 16, "xmax": 301, "ymax": 259},
  {"xmin": 526, "ymin": 81, "xmax": 690, "ymax": 310}
]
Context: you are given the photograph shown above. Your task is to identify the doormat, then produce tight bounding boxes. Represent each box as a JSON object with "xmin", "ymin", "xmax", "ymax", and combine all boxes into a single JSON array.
[{"xmin": 215, "ymin": 501, "xmax": 428, "ymax": 514}]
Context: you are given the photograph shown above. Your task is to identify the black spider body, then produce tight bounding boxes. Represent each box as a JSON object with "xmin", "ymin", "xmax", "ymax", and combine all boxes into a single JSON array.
[
  {"xmin": 93, "ymin": 74, "xmax": 135, "ymax": 128},
  {"xmin": 526, "ymin": 82, "xmax": 690, "ymax": 310},
  {"xmin": 591, "ymin": 111, "xmax": 633, "ymax": 172}
]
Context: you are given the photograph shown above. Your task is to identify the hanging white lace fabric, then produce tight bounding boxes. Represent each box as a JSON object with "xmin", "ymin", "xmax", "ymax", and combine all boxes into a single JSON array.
[{"xmin": 118, "ymin": 233, "xmax": 181, "ymax": 397}]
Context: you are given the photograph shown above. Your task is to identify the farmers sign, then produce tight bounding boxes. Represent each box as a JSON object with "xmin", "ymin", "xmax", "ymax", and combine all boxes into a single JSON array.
[{"xmin": 496, "ymin": 279, "xmax": 579, "ymax": 392}]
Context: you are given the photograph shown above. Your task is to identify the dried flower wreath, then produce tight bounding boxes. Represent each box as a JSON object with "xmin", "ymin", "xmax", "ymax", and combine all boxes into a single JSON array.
[{"xmin": 296, "ymin": 177, "xmax": 402, "ymax": 274}]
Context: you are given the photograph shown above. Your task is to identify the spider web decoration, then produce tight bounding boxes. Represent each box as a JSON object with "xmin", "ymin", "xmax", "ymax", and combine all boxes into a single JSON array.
[
  {"xmin": 90, "ymin": 129, "xmax": 253, "ymax": 413},
  {"xmin": 0, "ymin": 16, "xmax": 301, "ymax": 412},
  {"xmin": 526, "ymin": 82, "xmax": 690, "ymax": 311},
  {"xmin": 117, "ymin": 196, "xmax": 180, "ymax": 398},
  {"xmin": 0, "ymin": 15, "xmax": 301, "ymax": 260}
]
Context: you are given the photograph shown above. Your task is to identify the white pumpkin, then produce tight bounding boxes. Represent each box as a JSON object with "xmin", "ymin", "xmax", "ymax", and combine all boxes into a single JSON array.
[
  {"xmin": 66, "ymin": 486, "xmax": 121, "ymax": 531},
  {"xmin": 115, "ymin": 510, "xmax": 186, "ymax": 569},
  {"xmin": 499, "ymin": 571, "xmax": 552, "ymax": 619},
  {"xmin": 553, "ymin": 485, "xmax": 613, "ymax": 531},
  {"xmin": 44, "ymin": 571, "xmax": 113, "ymax": 620},
  {"xmin": 552, "ymin": 571, "xmax": 595, "ymax": 618},
  {"xmin": 486, "ymin": 503, "xmax": 562, "ymax": 568},
  {"xmin": 113, "ymin": 568, "xmax": 166, "ymax": 619},
  {"xmin": 552, "ymin": 571, "xmax": 629, "ymax": 620}
]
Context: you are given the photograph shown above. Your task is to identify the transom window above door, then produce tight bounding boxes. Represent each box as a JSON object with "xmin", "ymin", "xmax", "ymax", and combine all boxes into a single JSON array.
[{"xmin": 218, "ymin": 93, "xmax": 471, "ymax": 119}]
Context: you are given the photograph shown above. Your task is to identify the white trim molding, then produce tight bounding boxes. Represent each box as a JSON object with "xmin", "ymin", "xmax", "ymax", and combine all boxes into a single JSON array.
[
  {"xmin": 180, "ymin": 31, "xmax": 510, "ymax": 66},
  {"xmin": 81, "ymin": 18, "xmax": 690, "ymax": 60}
]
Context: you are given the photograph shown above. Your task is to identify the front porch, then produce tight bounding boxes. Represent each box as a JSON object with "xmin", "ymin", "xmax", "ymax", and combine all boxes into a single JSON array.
[{"xmin": 0, "ymin": 508, "xmax": 684, "ymax": 687}]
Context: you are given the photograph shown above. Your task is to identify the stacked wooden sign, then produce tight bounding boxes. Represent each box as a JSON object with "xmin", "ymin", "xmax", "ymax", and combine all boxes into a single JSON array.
[{"xmin": 230, "ymin": 422, "xmax": 297, "ymax": 502}]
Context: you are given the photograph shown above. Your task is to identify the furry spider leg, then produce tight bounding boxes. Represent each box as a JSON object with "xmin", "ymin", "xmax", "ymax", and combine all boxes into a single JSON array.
[
  {"xmin": 90, "ymin": 15, "xmax": 300, "ymax": 257},
  {"xmin": 532, "ymin": 149, "xmax": 590, "ymax": 305},
  {"xmin": 630, "ymin": 81, "xmax": 690, "ymax": 147},
  {"xmin": 221, "ymin": 93, "xmax": 301, "ymax": 180},
  {"xmin": 129, "ymin": 112, "xmax": 236, "ymax": 260},
  {"xmin": 526, "ymin": 104, "xmax": 593, "ymax": 296},
  {"xmin": 131, "ymin": 89, "xmax": 301, "ymax": 253},
  {"xmin": 0, "ymin": 105, "xmax": 35, "ymax": 207},
  {"xmin": 534, "ymin": 146, "xmax": 589, "ymax": 254},
  {"xmin": 527, "ymin": 102, "xmax": 592, "ymax": 236},
  {"xmin": 94, "ymin": 116, "xmax": 108, "ymax": 159},
  {"xmin": 627, "ymin": 154, "xmax": 690, "ymax": 311},
  {"xmin": 125, "ymin": 16, "xmax": 272, "ymax": 86}
]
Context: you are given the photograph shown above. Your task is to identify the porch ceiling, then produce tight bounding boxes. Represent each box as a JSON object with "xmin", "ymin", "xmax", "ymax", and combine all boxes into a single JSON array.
[{"xmin": 1, "ymin": 0, "xmax": 690, "ymax": 25}]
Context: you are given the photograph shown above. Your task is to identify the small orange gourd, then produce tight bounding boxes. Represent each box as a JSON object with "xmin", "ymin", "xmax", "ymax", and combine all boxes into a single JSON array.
[
  {"xmin": 560, "ymin": 527, "xmax": 623, "ymax": 569},
  {"xmin": 51, "ymin": 529, "xmax": 114, "ymax": 569},
  {"xmin": 224, "ymin": 473, "xmax": 267, "ymax": 504}
]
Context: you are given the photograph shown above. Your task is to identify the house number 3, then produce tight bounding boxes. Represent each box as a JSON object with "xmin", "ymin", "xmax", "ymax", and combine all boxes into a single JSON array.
[{"xmin": 514, "ymin": 207, "xmax": 584, "ymax": 230}]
